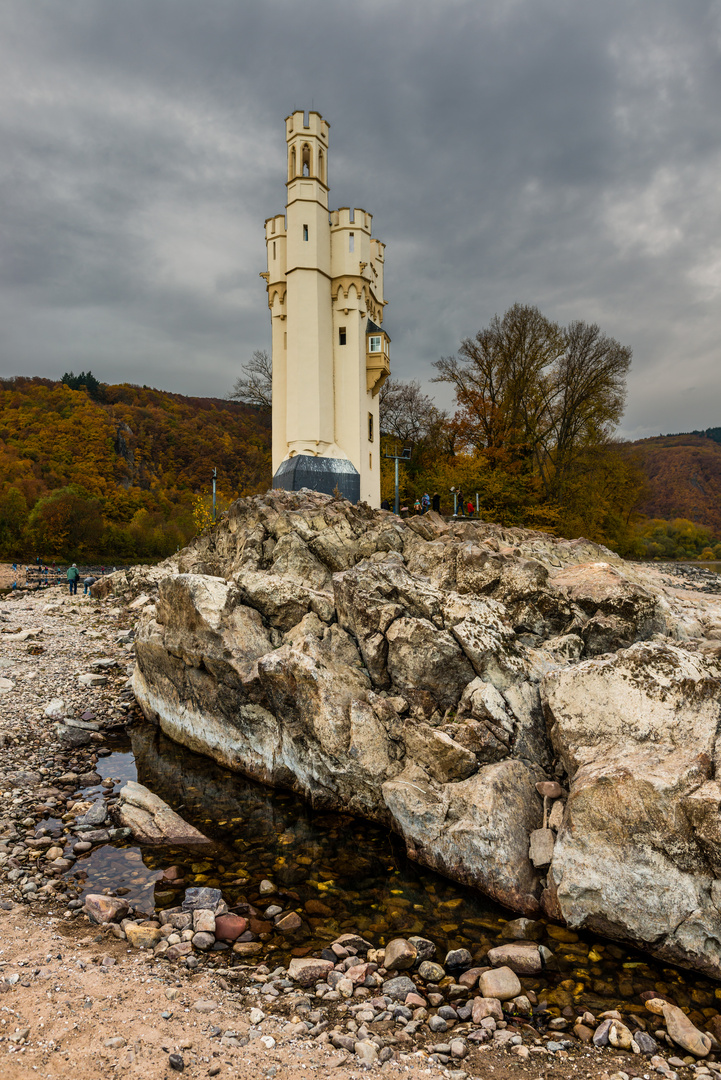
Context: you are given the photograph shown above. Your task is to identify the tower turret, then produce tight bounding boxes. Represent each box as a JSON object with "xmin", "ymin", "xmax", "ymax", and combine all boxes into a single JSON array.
[{"xmin": 263, "ymin": 111, "xmax": 389, "ymax": 506}]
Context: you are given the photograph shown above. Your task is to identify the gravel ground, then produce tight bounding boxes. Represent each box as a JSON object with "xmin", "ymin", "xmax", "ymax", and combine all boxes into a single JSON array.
[{"xmin": 0, "ymin": 573, "xmax": 716, "ymax": 1080}]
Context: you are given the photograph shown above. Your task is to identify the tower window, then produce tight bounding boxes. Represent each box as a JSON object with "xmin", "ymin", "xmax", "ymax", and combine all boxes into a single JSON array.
[
  {"xmin": 349, "ymin": 232, "xmax": 355, "ymax": 253},
  {"xmin": 339, "ymin": 327, "xmax": 347, "ymax": 345},
  {"xmin": 303, "ymin": 224, "xmax": 309, "ymax": 241},
  {"xmin": 272, "ymin": 241, "xmax": 276, "ymax": 259},
  {"xmin": 368, "ymin": 413, "xmax": 374, "ymax": 443},
  {"xmin": 284, "ymin": 332, "xmax": 287, "ymax": 349},
  {"xmin": 302, "ymin": 144, "xmax": 311, "ymax": 176},
  {"xmin": 368, "ymin": 335, "xmax": 382, "ymax": 353},
  {"xmin": 318, "ymin": 149, "xmax": 325, "ymax": 183}
]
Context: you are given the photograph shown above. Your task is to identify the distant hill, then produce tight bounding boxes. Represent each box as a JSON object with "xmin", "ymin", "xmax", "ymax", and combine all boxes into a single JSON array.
[
  {"xmin": 0, "ymin": 376, "xmax": 271, "ymax": 559},
  {"xmin": 630, "ymin": 431, "xmax": 721, "ymax": 534}
]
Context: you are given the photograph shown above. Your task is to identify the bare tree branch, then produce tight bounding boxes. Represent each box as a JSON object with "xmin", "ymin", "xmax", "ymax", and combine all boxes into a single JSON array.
[
  {"xmin": 379, "ymin": 378, "xmax": 442, "ymax": 444},
  {"xmin": 229, "ymin": 349, "xmax": 272, "ymax": 410}
]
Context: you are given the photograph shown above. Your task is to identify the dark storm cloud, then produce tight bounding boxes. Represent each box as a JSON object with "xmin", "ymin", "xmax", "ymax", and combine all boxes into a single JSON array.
[{"xmin": 0, "ymin": 0, "xmax": 719, "ymax": 437}]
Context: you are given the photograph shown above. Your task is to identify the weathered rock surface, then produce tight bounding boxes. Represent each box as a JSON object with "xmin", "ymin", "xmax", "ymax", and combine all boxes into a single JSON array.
[
  {"xmin": 116, "ymin": 488, "xmax": 721, "ymax": 978},
  {"xmin": 117, "ymin": 780, "xmax": 212, "ymax": 846},
  {"xmin": 542, "ymin": 642, "xmax": 721, "ymax": 978}
]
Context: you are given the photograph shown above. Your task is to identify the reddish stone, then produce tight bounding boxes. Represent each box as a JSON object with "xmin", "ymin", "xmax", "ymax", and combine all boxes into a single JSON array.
[
  {"xmin": 249, "ymin": 918, "xmax": 272, "ymax": 936},
  {"xmin": 573, "ymin": 1023, "xmax": 595, "ymax": 1044},
  {"xmin": 405, "ymin": 993, "xmax": 427, "ymax": 1008},
  {"xmin": 305, "ymin": 899, "xmax": 333, "ymax": 917},
  {"xmin": 214, "ymin": 914, "xmax": 249, "ymax": 942},
  {"xmin": 347, "ymin": 963, "xmax": 372, "ymax": 984},
  {"xmin": 535, "ymin": 781, "xmax": 563, "ymax": 799},
  {"xmin": 159, "ymin": 865, "xmax": 183, "ymax": 884},
  {"xmin": 287, "ymin": 957, "xmax": 335, "ymax": 986}
]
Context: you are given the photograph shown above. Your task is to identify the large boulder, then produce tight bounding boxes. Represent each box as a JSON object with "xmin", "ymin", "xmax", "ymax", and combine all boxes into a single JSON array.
[
  {"xmin": 542, "ymin": 642, "xmax": 721, "ymax": 978},
  {"xmin": 126, "ymin": 488, "xmax": 721, "ymax": 979}
]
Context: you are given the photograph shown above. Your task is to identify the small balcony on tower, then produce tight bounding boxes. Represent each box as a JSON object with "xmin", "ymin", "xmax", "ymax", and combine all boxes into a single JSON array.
[{"xmin": 366, "ymin": 321, "xmax": 390, "ymax": 396}]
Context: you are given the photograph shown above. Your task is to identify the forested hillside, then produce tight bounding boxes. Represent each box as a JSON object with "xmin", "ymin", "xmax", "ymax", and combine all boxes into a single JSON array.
[
  {"xmin": 631, "ymin": 433, "xmax": 721, "ymax": 535},
  {"xmin": 0, "ymin": 377, "xmax": 271, "ymax": 560}
]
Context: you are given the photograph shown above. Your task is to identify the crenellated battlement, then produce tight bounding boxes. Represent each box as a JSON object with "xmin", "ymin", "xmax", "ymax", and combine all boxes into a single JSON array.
[
  {"xmin": 331, "ymin": 208, "xmax": 372, "ymax": 232},
  {"xmin": 265, "ymin": 110, "xmax": 388, "ymax": 507},
  {"xmin": 265, "ymin": 214, "xmax": 287, "ymax": 239},
  {"xmin": 285, "ymin": 110, "xmax": 329, "ymax": 142}
]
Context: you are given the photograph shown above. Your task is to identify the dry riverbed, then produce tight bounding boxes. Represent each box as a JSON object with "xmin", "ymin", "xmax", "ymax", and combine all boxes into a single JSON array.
[{"xmin": 0, "ymin": 574, "xmax": 719, "ymax": 1080}]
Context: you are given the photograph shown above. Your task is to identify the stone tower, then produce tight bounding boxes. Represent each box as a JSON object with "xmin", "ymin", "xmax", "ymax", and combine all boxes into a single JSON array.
[{"xmin": 263, "ymin": 110, "xmax": 389, "ymax": 506}]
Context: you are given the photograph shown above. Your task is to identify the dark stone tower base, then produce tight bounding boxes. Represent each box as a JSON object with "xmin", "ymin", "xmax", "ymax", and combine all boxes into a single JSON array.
[{"xmin": 273, "ymin": 455, "xmax": 360, "ymax": 503}]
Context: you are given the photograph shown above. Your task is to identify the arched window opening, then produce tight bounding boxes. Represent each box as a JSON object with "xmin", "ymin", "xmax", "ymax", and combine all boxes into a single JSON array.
[
  {"xmin": 302, "ymin": 144, "xmax": 311, "ymax": 176},
  {"xmin": 318, "ymin": 149, "xmax": 325, "ymax": 183},
  {"xmin": 290, "ymin": 147, "xmax": 296, "ymax": 179}
]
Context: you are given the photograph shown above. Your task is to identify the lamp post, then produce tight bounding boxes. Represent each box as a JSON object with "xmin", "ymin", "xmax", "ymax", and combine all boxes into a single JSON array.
[{"xmin": 383, "ymin": 443, "xmax": 412, "ymax": 515}]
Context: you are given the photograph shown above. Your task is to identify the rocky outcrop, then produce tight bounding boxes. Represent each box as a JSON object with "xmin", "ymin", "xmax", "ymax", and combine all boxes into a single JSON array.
[
  {"xmin": 118, "ymin": 489, "xmax": 721, "ymax": 978},
  {"xmin": 117, "ymin": 780, "xmax": 212, "ymax": 846},
  {"xmin": 541, "ymin": 642, "xmax": 721, "ymax": 977}
]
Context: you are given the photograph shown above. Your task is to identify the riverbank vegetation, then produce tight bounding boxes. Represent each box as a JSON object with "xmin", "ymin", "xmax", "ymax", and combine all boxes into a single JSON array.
[
  {"xmin": 2, "ymin": 303, "xmax": 719, "ymax": 562},
  {"xmin": 378, "ymin": 305, "xmax": 720, "ymax": 559},
  {"xmin": 0, "ymin": 376, "xmax": 270, "ymax": 561}
]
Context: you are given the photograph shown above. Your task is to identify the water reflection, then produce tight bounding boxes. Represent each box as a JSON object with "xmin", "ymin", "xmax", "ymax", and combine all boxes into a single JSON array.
[{"xmin": 63, "ymin": 722, "xmax": 721, "ymax": 1022}]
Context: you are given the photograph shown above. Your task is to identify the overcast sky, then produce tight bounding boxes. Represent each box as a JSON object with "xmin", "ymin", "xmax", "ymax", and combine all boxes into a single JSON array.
[{"xmin": 1, "ymin": 0, "xmax": 719, "ymax": 439}]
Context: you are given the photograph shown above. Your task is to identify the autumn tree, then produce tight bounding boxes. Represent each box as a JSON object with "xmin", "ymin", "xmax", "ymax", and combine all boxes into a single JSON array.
[
  {"xmin": 229, "ymin": 349, "xmax": 272, "ymax": 410},
  {"xmin": 27, "ymin": 487, "xmax": 104, "ymax": 558},
  {"xmin": 434, "ymin": 304, "xmax": 632, "ymax": 497},
  {"xmin": 0, "ymin": 486, "xmax": 28, "ymax": 553},
  {"xmin": 434, "ymin": 304, "xmax": 564, "ymax": 466}
]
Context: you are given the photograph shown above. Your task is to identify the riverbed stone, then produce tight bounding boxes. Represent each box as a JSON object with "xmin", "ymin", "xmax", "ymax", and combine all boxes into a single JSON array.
[
  {"xmin": 382, "ymin": 975, "xmax": 417, "ymax": 1001},
  {"xmin": 384, "ymin": 938, "xmax": 417, "ymax": 971},
  {"xmin": 408, "ymin": 936, "xmax": 436, "ymax": 962},
  {"xmin": 478, "ymin": 967, "xmax": 521, "ymax": 1001},
  {"xmin": 287, "ymin": 957, "xmax": 335, "ymax": 986},
  {"xmin": 191, "ymin": 932, "xmax": 215, "ymax": 951},
  {"xmin": 232, "ymin": 941, "xmax": 262, "ymax": 957},
  {"xmin": 125, "ymin": 924, "xmax": 163, "ymax": 949},
  {"xmin": 192, "ymin": 909, "xmax": 216, "ymax": 934},
  {"xmin": 662, "ymin": 1003, "xmax": 712, "ymax": 1057},
  {"xmin": 214, "ymin": 914, "xmax": 248, "ymax": 941},
  {"xmin": 118, "ymin": 781, "xmax": 211, "ymax": 846},
  {"xmin": 79, "ymin": 801, "xmax": 107, "ymax": 827},
  {"xmin": 418, "ymin": 961, "xmax": 446, "ymax": 983},
  {"xmin": 275, "ymin": 911, "xmax": 302, "ymax": 932},
  {"xmin": 444, "ymin": 948, "xmax": 472, "ymax": 970},
  {"xmin": 486, "ymin": 943, "xmax": 542, "ymax": 974},
  {"xmin": 182, "ymin": 887, "xmax": 222, "ymax": 911},
  {"xmin": 472, "ymin": 997, "xmax": 503, "ymax": 1022},
  {"xmin": 84, "ymin": 894, "xmax": 130, "ymax": 924}
]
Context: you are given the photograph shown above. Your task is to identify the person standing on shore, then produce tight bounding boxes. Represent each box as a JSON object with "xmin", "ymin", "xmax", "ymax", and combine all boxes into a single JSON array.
[{"xmin": 67, "ymin": 564, "xmax": 80, "ymax": 595}]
